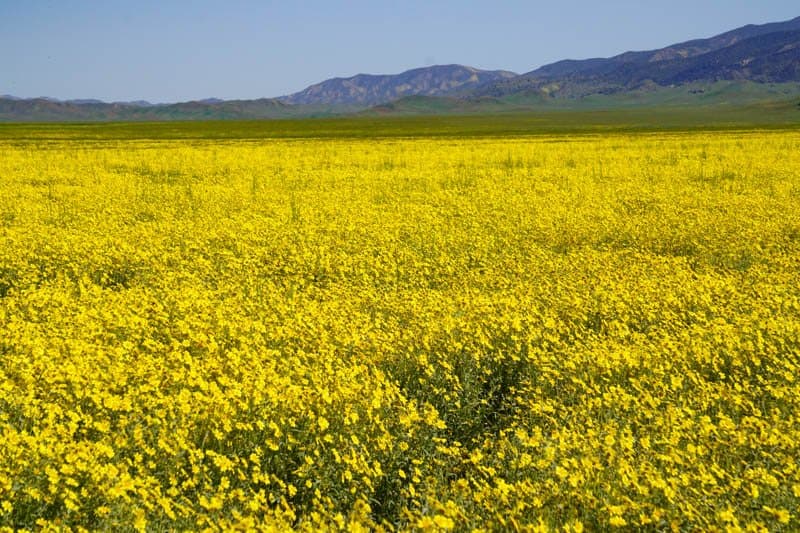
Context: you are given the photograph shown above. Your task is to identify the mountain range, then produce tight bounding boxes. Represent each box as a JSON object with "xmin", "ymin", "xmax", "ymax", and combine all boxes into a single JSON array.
[
  {"xmin": 2, "ymin": 15, "xmax": 799, "ymax": 122},
  {"xmin": 476, "ymin": 16, "xmax": 800, "ymax": 99},
  {"xmin": 279, "ymin": 65, "xmax": 517, "ymax": 106}
]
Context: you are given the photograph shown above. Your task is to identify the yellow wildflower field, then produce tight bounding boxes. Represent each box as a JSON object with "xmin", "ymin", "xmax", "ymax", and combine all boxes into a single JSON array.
[{"xmin": 1, "ymin": 130, "xmax": 799, "ymax": 531}]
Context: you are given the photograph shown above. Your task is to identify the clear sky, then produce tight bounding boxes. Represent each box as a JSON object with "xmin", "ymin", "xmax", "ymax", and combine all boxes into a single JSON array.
[{"xmin": 1, "ymin": 1, "xmax": 798, "ymax": 103}]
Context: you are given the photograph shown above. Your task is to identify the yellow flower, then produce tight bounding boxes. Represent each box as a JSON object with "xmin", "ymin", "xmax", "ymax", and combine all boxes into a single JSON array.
[
  {"xmin": 433, "ymin": 515, "xmax": 455, "ymax": 530},
  {"xmin": 609, "ymin": 515, "xmax": 627, "ymax": 527},
  {"xmin": 133, "ymin": 509, "xmax": 147, "ymax": 532},
  {"xmin": 3, "ymin": 127, "xmax": 800, "ymax": 532}
]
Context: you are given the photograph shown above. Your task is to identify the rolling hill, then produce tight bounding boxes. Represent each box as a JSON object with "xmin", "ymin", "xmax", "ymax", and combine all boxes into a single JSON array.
[{"xmin": 0, "ymin": 97, "xmax": 356, "ymax": 122}]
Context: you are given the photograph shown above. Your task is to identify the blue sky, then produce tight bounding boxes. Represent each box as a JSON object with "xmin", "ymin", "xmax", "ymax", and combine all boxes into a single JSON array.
[{"xmin": 1, "ymin": 1, "xmax": 797, "ymax": 102}]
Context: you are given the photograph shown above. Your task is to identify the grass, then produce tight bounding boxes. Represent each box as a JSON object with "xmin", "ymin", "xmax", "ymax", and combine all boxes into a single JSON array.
[{"xmin": 0, "ymin": 96, "xmax": 798, "ymax": 142}]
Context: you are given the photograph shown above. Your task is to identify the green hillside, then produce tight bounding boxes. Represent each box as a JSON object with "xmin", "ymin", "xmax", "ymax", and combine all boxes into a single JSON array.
[{"xmin": 1, "ymin": 95, "xmax": 798, "ymax": 143}]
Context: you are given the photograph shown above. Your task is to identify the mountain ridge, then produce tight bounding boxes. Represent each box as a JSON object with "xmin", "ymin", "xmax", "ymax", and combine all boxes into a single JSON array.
[
  {"xmin": 527, "ymin": 15, "xmax": 800, "ymax": 79},
  {"xmin": 279, "ymin": 64, "xmax": 517, "ymax": 106},
  {"xmin": 477, "ymin": 16, "xmax": 800, "ymax": 98}
]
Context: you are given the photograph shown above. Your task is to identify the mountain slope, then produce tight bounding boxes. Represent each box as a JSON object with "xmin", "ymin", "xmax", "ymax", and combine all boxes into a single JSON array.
[
  {"xmin": 280, "ymin": 64, "xmax": 517, "ymax": 106},
  {"xmin": 363, "ymin": 81, "xmax": 800, "ymax": 117},
  {"xmin": 531, "ymin": 16, "xmax": 800, "ymax": 79},
  {"xmin": 479, "ymin": 16, "xmax": 800, "ymax": 98},
  {"xmin": 619, "ymin": 30, "xmax": 800, "ymax": 85}
]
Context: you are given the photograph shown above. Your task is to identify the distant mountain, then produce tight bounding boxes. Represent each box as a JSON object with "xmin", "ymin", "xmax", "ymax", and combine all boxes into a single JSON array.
[
  {"xmin": 0, "ymin": 96, "xmax": 156, "ymax": 106},
  {"xmin": 536, "ymin": 16, "xmax": 800, "ymax": 79},
  {"xmin": 66, "ymin": 99, "xmax": 106, "ymax": 105},
  {"xmin": 116, "ymin": 100, "xmax": 156, "ymax": 107},
  {"xmin": 68, "ymin": 98, "xmax": 156, "ymax": 106},
  {"xmin": 280, "ymin": 64, "xmax": 517, "ymax": 106},
  {"xmin": 477, "ymin": 16, "xmax": 800, "ymax": 98},
  {"xmin": 0, "ymin": 96, "xmax": 341, "ymax": 122}
]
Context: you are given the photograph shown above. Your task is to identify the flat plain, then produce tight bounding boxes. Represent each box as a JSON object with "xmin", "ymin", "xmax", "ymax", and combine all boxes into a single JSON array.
[{"xmin": 1, "ymin": 117, "xmax": 799, "ymax": 530}]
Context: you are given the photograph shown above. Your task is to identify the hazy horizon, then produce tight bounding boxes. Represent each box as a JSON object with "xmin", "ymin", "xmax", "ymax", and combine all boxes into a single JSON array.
[{"xmin": 1, "ymin": 1, "xmax": 798, "ymax": 103}]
